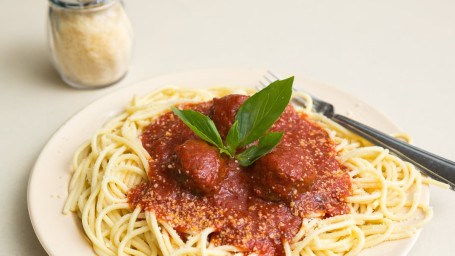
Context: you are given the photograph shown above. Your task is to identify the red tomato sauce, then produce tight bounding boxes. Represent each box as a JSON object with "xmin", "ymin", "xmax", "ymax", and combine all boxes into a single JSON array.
[{"xmin": 128, "ymin": 95, "xmax": 351, "ymax": 256}]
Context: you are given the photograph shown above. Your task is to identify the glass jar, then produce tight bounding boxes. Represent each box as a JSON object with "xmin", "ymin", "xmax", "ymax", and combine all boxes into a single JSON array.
[{"xmin": 47, "ymin": 0, "xmax": 133, "ymax": 89}]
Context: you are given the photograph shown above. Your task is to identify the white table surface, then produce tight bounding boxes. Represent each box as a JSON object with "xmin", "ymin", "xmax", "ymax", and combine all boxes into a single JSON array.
[{"xmin": 1, "ymin": 0, "xmax": 454, "ymax": 255}]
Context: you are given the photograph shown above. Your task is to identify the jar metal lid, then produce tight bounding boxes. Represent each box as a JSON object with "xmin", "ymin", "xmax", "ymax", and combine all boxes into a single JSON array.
[{"xmin": 49, "ymin": 0, "xmax": 115, "ymax": 9}]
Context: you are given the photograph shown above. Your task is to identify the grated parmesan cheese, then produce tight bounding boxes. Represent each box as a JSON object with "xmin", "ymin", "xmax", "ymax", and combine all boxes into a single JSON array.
[{"xmin": 48, "ymin": 1, "xmax": 133, "ymax": 88}]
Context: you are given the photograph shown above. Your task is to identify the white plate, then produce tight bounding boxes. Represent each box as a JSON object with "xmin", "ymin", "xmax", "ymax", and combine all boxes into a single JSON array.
[{"xmin": 27, "ymin": 67, "xmax": 427, "ymax": 256}]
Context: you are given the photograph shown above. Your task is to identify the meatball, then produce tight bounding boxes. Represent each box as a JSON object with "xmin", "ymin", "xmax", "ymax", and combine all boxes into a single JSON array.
[
  {"xmin": 209, "ymin": 94, "xmax": 248, "ymax": 139},
  {"xmin": 251, "ymin": 145, "xmax": 317, "ymax": 202},
  {"xmin": 169, "ymin": 140, "xmax": 226, "ymax": 195}
]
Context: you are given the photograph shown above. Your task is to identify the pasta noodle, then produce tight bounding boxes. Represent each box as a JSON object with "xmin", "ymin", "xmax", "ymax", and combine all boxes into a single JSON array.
[{"xmin": 63, "ymin": 86, "xmax": 435, "ymax": 256}]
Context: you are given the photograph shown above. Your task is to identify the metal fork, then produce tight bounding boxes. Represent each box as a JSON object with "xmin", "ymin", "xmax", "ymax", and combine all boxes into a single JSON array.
[{"xmin": 260, "ymin": 71, "xmax": 455, "ymax": 190}]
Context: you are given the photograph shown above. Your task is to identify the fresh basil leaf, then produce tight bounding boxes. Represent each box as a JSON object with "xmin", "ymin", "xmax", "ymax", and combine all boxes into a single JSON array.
[
  {"xmin": 236, "ymin": 77, "xmax": 293, "ymax": 148},
  {"xmin": 171, "ymin": 106, "xmax": 228, "ymax": 155},
  {"xmin": 218, "ymin": 147, "xmax": 232, "ymax": 157},
  {"xmin": 235, "ymin": 131, "xmax": 284, "ymax": 167},
  {"xmin": 225, "ymin": 120, "xmax": 239, "ymax": 155}
]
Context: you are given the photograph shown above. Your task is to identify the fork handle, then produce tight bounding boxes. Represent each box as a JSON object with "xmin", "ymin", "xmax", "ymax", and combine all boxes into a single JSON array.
[{"xmin": 332, "ymin": 114, "xmax": 455, "ymax": 191}]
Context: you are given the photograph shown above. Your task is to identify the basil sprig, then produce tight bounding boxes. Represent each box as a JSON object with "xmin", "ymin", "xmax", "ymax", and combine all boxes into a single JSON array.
[
  {"xmin": 171, "ymin": 107, "xmax": 233, "ymax": 157},
  {"xmin": 235, "ymin": 131, "xmax": 284, "ymax": 166},
  {"xmin": 172, "ymin": 77, "xmax": 294, "ymax": 166}
]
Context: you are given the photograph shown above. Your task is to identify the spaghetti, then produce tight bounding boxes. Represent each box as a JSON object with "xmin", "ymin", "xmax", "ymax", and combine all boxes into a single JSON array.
[{"xmin": 63, "ymin": 86, "xmax": 434, "ymax": 256}]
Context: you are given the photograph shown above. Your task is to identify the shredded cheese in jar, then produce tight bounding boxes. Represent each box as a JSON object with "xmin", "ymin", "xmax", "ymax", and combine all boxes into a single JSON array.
[{"xmin": 48, "ymin": 0, "xmax": 133, "ymax": 88}]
